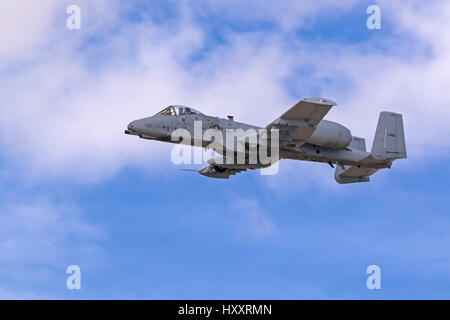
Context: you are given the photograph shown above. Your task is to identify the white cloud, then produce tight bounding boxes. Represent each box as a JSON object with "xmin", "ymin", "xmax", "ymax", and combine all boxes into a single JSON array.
[
  {"xmin": 0, "ymin": 3, "xmax": 296, "ymax": 182},
  {"xmin": 0, "ymin": 0, "xmax": 59, "ymax": 64},
  {"xmin": 290, "ymin": 1, "xmax": 450, "ymax": 159}
]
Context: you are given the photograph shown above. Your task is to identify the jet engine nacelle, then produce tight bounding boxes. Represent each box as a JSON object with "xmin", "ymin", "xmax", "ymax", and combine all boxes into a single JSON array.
[{"xmin": 306, "ymin": 120, "xmax": 352, "ymax": 149}]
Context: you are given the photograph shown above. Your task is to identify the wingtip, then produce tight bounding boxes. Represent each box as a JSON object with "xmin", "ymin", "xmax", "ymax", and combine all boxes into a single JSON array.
[{"xmin": 302, "ymin": 97, "xmax": 337, "ymax": 106}]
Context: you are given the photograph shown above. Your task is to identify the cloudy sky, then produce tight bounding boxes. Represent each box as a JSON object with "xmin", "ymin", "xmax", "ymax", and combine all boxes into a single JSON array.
[{"xmin": 1, "ymin": 0, "xmax": 450, "ymax": 299}]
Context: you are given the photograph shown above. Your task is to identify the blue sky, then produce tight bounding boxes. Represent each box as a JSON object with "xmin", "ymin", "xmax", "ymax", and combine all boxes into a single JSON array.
[{"xmin": 1, "ymin": 0, "xmax": 450, "ymax": 299}]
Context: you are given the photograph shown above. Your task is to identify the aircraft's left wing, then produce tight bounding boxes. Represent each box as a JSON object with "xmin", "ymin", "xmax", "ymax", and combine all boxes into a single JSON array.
[
  {"xmin": 267, "ymin": 97, "xmax": 336, "ymax": 147},
  {"xmin": 197, "ymin": 156, "xmax": 272, "ymax": 179},
  {"xmin": 198, "ymin": 165, "xmax": 248, "ymax": 179}
]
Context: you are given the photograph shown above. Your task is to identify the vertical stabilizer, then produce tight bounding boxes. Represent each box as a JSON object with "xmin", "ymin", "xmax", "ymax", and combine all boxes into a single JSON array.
[{"xmin": 371, "ymin": 112, "xmax": 407, "ymax": 161}]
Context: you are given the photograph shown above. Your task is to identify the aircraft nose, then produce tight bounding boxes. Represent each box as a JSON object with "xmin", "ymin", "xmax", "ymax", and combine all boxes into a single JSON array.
[
  {"xmin": 128, "ymin": 120, "xmax": 143, "ymax": 131},
  {"xmin": 127, "ymin": 121, "xmax": 136, "ymax": 130},
  {"xmin": 125, "ymin": 120, "xmax": 143, "ymax": 136}
]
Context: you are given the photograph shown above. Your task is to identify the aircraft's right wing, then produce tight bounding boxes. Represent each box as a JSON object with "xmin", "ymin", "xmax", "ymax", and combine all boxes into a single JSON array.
[{"xmin": 267, "ymin": 97, "xmax": 336, "ymax": 147}]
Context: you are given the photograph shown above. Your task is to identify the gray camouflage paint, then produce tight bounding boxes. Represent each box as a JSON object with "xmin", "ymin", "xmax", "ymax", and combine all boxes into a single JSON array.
[{"xmin": 125, "ymin": 98, "xmax": 407, "ymax": 183}]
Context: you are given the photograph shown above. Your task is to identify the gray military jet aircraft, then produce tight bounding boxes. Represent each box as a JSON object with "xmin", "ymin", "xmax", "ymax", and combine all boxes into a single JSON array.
[{"xmin": 125, "ymin": 98, "xmax": 406, "ymax": 183}]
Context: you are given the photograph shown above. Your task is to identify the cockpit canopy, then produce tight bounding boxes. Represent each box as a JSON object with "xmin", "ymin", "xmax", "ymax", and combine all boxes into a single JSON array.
[{"xmin": 154, "ymin": 105, "xmax": 203, "ymax": 116}]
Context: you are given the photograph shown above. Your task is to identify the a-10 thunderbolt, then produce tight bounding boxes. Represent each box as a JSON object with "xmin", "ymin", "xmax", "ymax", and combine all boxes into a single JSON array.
[{"xmin": 125, "ymin": 98, "xmax": 406, "ymax": 183}]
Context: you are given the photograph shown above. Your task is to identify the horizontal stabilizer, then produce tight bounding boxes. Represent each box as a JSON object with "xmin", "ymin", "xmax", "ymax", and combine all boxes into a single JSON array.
[
  {"xmin": 334, "ymin": 164, "xmax": 376, "ymax": 184},
  {"xmin": 349, "ymin": 136, "xmax": 366, "ymax": 152}
]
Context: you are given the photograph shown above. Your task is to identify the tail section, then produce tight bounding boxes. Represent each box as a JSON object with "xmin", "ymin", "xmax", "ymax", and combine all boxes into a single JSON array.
[
  {"xmin": 371, "ymin": 112, "xmax": 407, "ymax": 161},
  {"xmin": 334, "ymin": 112, "xmax": 407, "ymax": 184}
]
